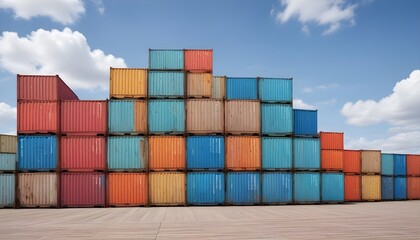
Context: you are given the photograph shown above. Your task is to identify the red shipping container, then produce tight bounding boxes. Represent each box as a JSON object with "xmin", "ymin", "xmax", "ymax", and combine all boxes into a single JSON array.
[
  {"xmin": 17, "ymin": 75, "xmax": 78, "ymax": 101},
  {"xmin": 61, "ymin": 172, "xmax": 105, "ymax": 207},
  {"xmin": 107, "ymin": 173, "xmax": 148, "ymax": 206},
  {"xmin": 320, "ymin": 132, "xmax": 344, "ymax": 150},
  {"xmin": 60, "ymin": 136, "xmax": 106, "ymax": 171},
  {"xmin": 407, "ymin": 155, "xmax": 420, "ymax": 176},
  {"xmin": 344, "ymin": 150, "xmax": 361, "ymax": 174},
  {"xmin": 18, "ymin": 101, "xmax": 59, "ymax": 134},
  {"xmin": 407, "ymin": 177, "xmax": 420, "ymax": 200},
  {"xmin": 345, "ymin": 174, "xmax": 361, "ymax": 202},
  {"xmin": 61, "ymin": 100, "xmax": 107, "ymax": 135},
  {"xmin": 321, "ymin": 150, "xmax": 343, "ymax": 171},
  {"xmin": 184, "ymin": 49, "xmax": 213, "ymax": 72}
]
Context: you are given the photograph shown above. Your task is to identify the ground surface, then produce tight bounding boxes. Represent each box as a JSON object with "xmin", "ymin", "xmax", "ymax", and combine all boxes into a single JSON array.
[{"xmin": 0, "ymin": 201, "xmax": 419, "ymax": 239}]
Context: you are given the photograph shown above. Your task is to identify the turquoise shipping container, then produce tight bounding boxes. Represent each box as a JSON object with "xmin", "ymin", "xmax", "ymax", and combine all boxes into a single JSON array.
[
  {"xmin": 394, "ymin": 154, "xmax": 407, "ymax": 176},
  {"xmin": 107, "ymin": 136, "xmax": 148, "ymax": 171},
  {"xmin": 108, "ymin": 100, "xmax": 139, "ymax": 133},
  {"xmin": 187, "ymin": 136, "xmax": 224, "ymax": 170},
  {"xmin": 394, "ymin": 177, "xmax": 406, "ymax": 200},
  {"xmin": 187, "ymin": 172, "xmax": 225, "ymax": 205},
  {"xmin": 321, "ymin": 173, "xmax": 344, "ymax": 203},
  {"xmin": 293, "ymin": 109, "xmax": 318, "ymax": 136},
  {"xmin": 149, "ymin": 49, "xmax": 184, "ymax": 70},
  {"xmin": 262, "ymin": 172, "xmax": 292, "ymax": 204},
  {"xmin": 18, "ymin": 135, "xmax": 57, "ymax": 171},
  {"xmin": 381, "ymin": 153, "xmax": 393, "ymax": 176},
  {"xmin": 381, "ymin": 176, "xmax": 394, "ymax": 200},
  {"xmin": 226, "ymin": 172, "xmax": 261, "ymax": 205},
  {"xmin": 226, "ymin": 77, "xmax": 258, "ymax": 100},
  {"xmin": 0, "ymin": 174, "xmax": 15, "ymax": 207},
  {"xmin": 0, "ymin": 153, "xmax": 15, "ymax": 171},
  {"xmin": 293, "ymin": 138, "xmax": 320, "ymax": 170},
  {"xmin": 148, "ymin": 71, "xmax": 184, "ymax": 98},
  {"xmin": 148, "ymin": 100, "xmax": 185, "ymax": 134},
  {"xmin": 294, "ymin": 172, "xmax": 321, "ymax": 203},
  {"xmin": 258, "ymin": 78, "xmax": 292, "ymax": 103},
  {"xmin": 262, "ymin": 137, "xmax": 292, "ymax": 170},
  {"xmin": 261, "ymin": 103, "xmax": 293, "ymax": 135}
]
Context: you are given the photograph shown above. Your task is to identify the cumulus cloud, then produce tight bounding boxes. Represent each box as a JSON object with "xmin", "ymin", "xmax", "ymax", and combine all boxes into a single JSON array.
[
  {"xmin": 293, "ymin": 98, "xmax": 316, "ymax": 110},
  {"xmin": 0, "ymin": 28, "xmax": 126, "ymax": 91},
  {"xmin": 0, "ymin": 102, "xmax": 16, "ymax": 134},
  {"xmin": 0, "ymin": 0, "xmax": 85, "ymax": 25}
]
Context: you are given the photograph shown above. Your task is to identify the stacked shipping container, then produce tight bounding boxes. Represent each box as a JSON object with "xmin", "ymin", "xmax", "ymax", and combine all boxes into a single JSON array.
[
  {"xmin": 407, "ymin": 155, "xmax": 420, "ymax": 200},
  {"xmin": 344, "ymin": 150, "xmax": 361, "ymax": 201},
  {"xmin": 0, "ymin": 135, "xmax": 16, "ymax": 208},
  {"xmin": 361, "ymin": 150, "xmax": 381, "ymax": 201}
]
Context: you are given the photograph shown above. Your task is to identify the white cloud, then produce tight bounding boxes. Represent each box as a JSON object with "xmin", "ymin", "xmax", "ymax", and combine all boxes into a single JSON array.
[
  {"xmin": 91, "ymin": 0, "xmax": 104, "ymax": 15},
  {"xmin": 0, "ymin": 0, "xmax": 85, "ymax": 25},
  {"xmin": 0, "ymin": 102, "xmax": 16, "ymax": 134},
  {"xmin": 0, "ymin": 28, "xmax": 126, "ymax": 91},
  {"xmin": 303, "ymin": 83, "xmax": 338, "ymax": 93},
  {"xmin": 293, "ymin": 98, "xmax": 316, "ymax": 110}
]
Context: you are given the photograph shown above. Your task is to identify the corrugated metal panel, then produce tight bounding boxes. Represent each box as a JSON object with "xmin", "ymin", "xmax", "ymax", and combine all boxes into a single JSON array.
[
  {"xmin": 61, "ymin": 172, "xmax": 105, "ymax": 207},
  {"xmin": 0, "ymin": 174, "xmax": 15, "ymax": 207},
  {"xmin": 18, "ymin": 101, "xmax": 59, "ymax": 134},
  {"xmin": 293, "ymin": 109, "xmax": 317, "ymax": 136},
  {"xmin": 293, "ymin": 138, "xmax": 320, "ymax": 170},
  {"xmin": 225, "ymin": 100, "xmax": 260, "ymax": 134},
  {"xmin": 361, "ymin": 150, "xmax": 381, "ymax": 174},
  {"xmin": 381, "ymin": 154, "xmax": 394, "ymax": 176},
  {"xmin": 0, "ymin": 135, "xmax": 17, "ymax": 153},
  {"xmin": 18, "ymin": 173, "xmax": 57, "ymax": 207},
  {"xmin": 184, "ymin": 49, "xmax": 212, "ymax": 72},
  {"xmin": 148, "ymin": 100, "xmax": 185, "ymax": 134},
  {"xmin": 407, "ymin": 177, "xmax": 420, "ymax": 200},
  {"xmin": 262, "ymin": 172, "xmax": 292, "ymax": 204},
  {"xmin": 381, "ymin": 176, "xmax": 394, "ymax": 200},
  {"xmin": 394, "ymin": 177, "xmax": 406, "ymax": 200},
  {"xmin": 344, "ymin": 174, "xmax": 361, "ymax": 202},
  {"xmin": 344, "ymin": 150, "xmax": 361, "ymax": 174},
  {"xmin": 186, "ymin": 99, "xmax": 223, "ymax": 134},
  {"xmin": 261, "ymin": 103, "xmax": 292, "ymax": 135},
  {"xmin": 394, "ymin": 154, "xmax": 406, "ymax": 176},
  {"xmin": 293, "ymin": 172, "xmax": 320, "ymax": 203},
  {"xmin": 187, "ymin": 136, "xmax": 224, "ymax": 170},
  {"xmin": 17, "ymin": 75, "xmax": 78, "ymax": 101},
  {"xmin": 108, "ymin": 100, "xmax": 147, "ymax": 134},
  {"xmin": 407, "ymin": 155, "xmax": 420, "ymax": 176},
  {"xmin": 187, "ymin": 172, "xmax": 224, "ymax": 205},
  {"xmin": 149, "ymin": 49, "xmax": 184, "ymax": 70},
  {"xmin": 226, "ymin": 136, "xmax": 261, "ymax": 170},
  {"xmin": 321, "ymin": 173, "xmax": 344, "ymax": 202},
  {"xmin": 259, "ymin": 78, "xmax": 292, "ymax": 103},
  {"xmin": 262, "ymin": 137, "xmax": 292, "ymax": 170},
  {"xmin": 148, "ymin": 71, "xmax": 184, "ymax": 98},
  {"xmin": 60, "ymin": 136, "xmax": 106, "ymax": 171},
  {"xmin": 212, "ymin": 76, "xmax": 225, "ymax": 99},
  {"xmin": 149, "ymin": 172, "xmax": 186, "ymax": 205},
  {"xmin": 226, "ymin": 172, "xmax": 261, "ymax": 205},
  {"xmin": 18, "ymin": 136, "xmax": 57, "ymax": 171},
  {"xmin": 361, "ymin": 175, "xmax": 381, "ymax": 201},
  {"xmin": 321, "ymin": 150, "xmax": 343, "ymax": 171},
  {"xmin": 61, "ymin": 100, "xmax": 107, "ymax": 135},
  {"xmin": 109, "ymin": 68, "xmax": 147, "ymax": 99},
  {"xmin": 0, "ymin": 153, "xmax": 15, "ymax": 171},
  {"xmin": 149, "ymin": 136, "xmax": 185, "ymax": 170},
  {"xmin": 108, "ymin": 173, "xmax": 148, "ymax": 206},
  {"xmin": 186, "ymin": 73, "xmax": 212, "ymax": 97},
  {"xmin": 226, "ymin": 77, "xmax": 258, "ymax": 100},
  {"xmin": 107, "ymin": 136, "xmax": 148, "ymax": 171},
  {"xmin": 320, "ymin": 132, "xmax": 344, "ymax": 150}
]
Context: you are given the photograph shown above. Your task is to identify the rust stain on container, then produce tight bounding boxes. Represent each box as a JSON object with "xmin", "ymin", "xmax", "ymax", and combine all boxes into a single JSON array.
[
  {"xmin": 149, "ymin": 136, "xmax": 185, "ymax": 171},
  {"xmin": 110, "ymin": 68, "xmax": 147, "ymax": 99},
  {"xmin": 134, "ymin": 101, "xmax": 148, "ymax": 133},
  {"xmin": 18, "ymin": 173, "xmax": 58, "ymax": 207},
  {"xmin": 17, "ymin": 75, "xmax": 78, "ymax": 101},
  {"xmin": 187, "ymin": 73, "xmax": 212, "ymax": 97},
  {"xmin": 407, "ymin": 155, "xmax": 420, "ymax": 176},
  {"xmin": 18, "ymin": 101, "xmax": 59, "ymax": 134},
  {"xmin": 184, "ymin": 49, "xmax": 212, "ymax": 72},
  {"xmin": 361, "ymin": 150, "xmax": 381, "ymax": 174},
  {"xmin": 407, "ymin": 177, "xmax": 420, "ymax": 200},
  {"xmin": 344, "ymin": 150, "xmax": 361, "ymax": 174},
  {"xmin": 321, "ymin": 150, "xmax": 343, "ymax": 171},
  {"xmin": 225, "ymin": 100, "xmax": 260, "ymax": 134},
  {"xmin": 345, "ymin": 174, "xmax": 361, "ymax": 202},
  {"xmin": 186, "ymin": 99, "xmax": 223, "ymax": 134},
  {"xmin": 362, "ymin": 175, "xmax": 381, "ymax": 201},
  {"xmin": 0, "ymin": 135, "xmax": 17, "ymax": 153},
  {"xmin": 149, "ymin": 172, "xmax": 186, "ymax": 205},
  {"xmin": 320, "ymin": 132, "xmax": 344, "ymax": 150},
  {"xmin": 212, "ymin": 76, "xmax": 225, "ymax": 99},
  {"xmin": 226, "ymin": 136, "xmax": 261, "ymax": 170},
  {"xmin": 108, "ymin": 173, "xmax": 148, "ymax": 206},
  {"xmin": 61, "ymin": 100, "xmax": 107, "ymax": 135},
  {"xmin": 60, "ymin": 136, "xmax": 106, "ymax": 171}
]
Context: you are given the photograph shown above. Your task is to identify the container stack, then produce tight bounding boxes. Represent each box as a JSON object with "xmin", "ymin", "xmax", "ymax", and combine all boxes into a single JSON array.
[
  {"xmin": 381, "ymin": 153, "xmax": 394, "ymax": 200},
  {"xmin": 406, "ymin": 155, "xmax": 420, "ymax": 200},
  {"xmin": 361, "ymin": 150, "xmax": 382, "ymax": 201},
  {"xmin": 0, "ymin": 135, "xmax": 16, "ymax": 208},
  {"xmin": 393, "ymin": 154, "xmax": 407, "ymax": 200},
  {"xmin": 344, "ymin": 150, "xmax": 362, "ymax": 202}
]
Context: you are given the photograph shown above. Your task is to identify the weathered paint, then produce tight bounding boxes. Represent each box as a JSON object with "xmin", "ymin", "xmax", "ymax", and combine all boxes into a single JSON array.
[
  {"xmin": 361, "ymin": 150, "xmax": 381, "ymax": 174},
  {"xmin": 344, "ymin": 150, "xmax": 361, "ymax": 174},
  {"xmin": 149, "ymin": 136, "xmax": 185, "ymax": 171},
  {"xmin": 319, "ymin": 132, "xmax": 344, "ymax": 150},
  {"xmin": 407, "ymin": 177, "xmax": 420, "ymax": 200},
  {"xmin": 184, "ymin": 49, "xmax": 212, "ymax": 72},
  {"xmin": 321, "ymin": 150, "xmax": 343, "ymax": 171},
  {"xmin": 212, "ymin": 76, "xmax": 225, "ymax": 99},
  {"xmin": 293, "ymin": 109, "xmax": 317, "ymax": 136},
  {"xmin": 18, "ymin": 101, "xmax": 59, "ymax": 134},
  {"xmin": 262, "ymin": 172, "xmax": 292, "ymax": 204},
  {"xmin": 226, "ymin": 136, "xmax": 261, "ymax": 170},
  {"xmin": 394, "ymin": 177, "xmax": 407, "ymax": 200},
  {"xmin": 293, "ymin": 172, "xmax": 320, "ymax": 203},
  {"xmin": 18, "ymin": 173, "xmax": 58, "ymax": 207},
  {"xmin": 226, "ymin": 77, "xmax": 258, "ymax": 100},
  {"xmin": 60, "ymin": 136, "xmax": 106, "ymax": 171},
  {"xmin": 394, "ymin": 154, "xmax": 406, "ymax": 176},
  {"xmin": 261, "ymin": 103, "xmax": 293, "ymax": 135},
  {"xmin": 293, "ymin": 138, "xmax": 320, "ymax": 170},
  {"xmin": 61, "ymin": 172, "xmax": 106, "ymax": 207},
  {"xmin": 148, "ymin": 71, "xmax": 184, "ymax": 98},
  {"xmin": 259, "ymin": 78, "xmax": 292, "ymax": 103},
  {"xmin": 321, "ymin": 173, "xmax": 344, "ymax": 203},
  {"xmin": 0, "ymin": 174, "xmax": 15, "ymax": 207},
  {"xmin": 0, "ymin": 153, "xmax": 15, "ymax": 171},
  {"xmin": 186, "ymin": 136, "xmax": 224, "ymax": 170},
  {"xmin": 149, "ymin": 49, "xmax": 184, "ymax": 70},
  {"xmin": 109, "ymin": 68, "xmax": 147, "ymax": 99},
  {"xmin": 344, "ymin": 174, "xmax": 361, "ymax": 202},
  {"xmin": 261, "ymin": 137, "xmax": 292, "ymax": 170},
  {"xmin": 226, "ymin": 172, "xmax": 261, "ymax": 205},
  {"xmin": 361, "ymin": 175, "xmax": 381, "ymax": 201},
  {"xmin": 149, "ymin": 172, "xmax": 186, "ymax": 205},
  {"xmin": 18, "ymin": 135, "xmax": 57, "ymax": 171},
  {"xmin": 186, "ymin": 73, "xmax": 212, "ymax": 97},
  {"xmin": 381, "ymin": 154, "xmax": 394, "ymax": 176},
  {"xmin": 108, "ymin": 173, "xmax": 148, "ymax": 206},
  {"xmin": 61, "ymin": 100, "xmax": 107, "ymax": 135},
  {"xmin": 0, "ymin": 135, "xmax": 17, "ymax": 153},
  {"xmin": 108, "ymin": 100, "xmax": 147, "ymax": 134},
  {"xmin": 107, "ymin": 136, "xmax": 148, "ymax": 171},
  {"xmin": 381, "ymin": 176, "xmax": 394, "ymax": 200},
  {"xmin": 148, "ymin": 100, "xmax": 185, "ymax": 134},
  {"xmin": 225, "ymin": 100, "xmax": 260, "ymax": 134},
  {"xmin": 187, "ymin": 172, "xmax": 225, "ymax": 205},
  {"xmin": 186, "ymin": 99, "xmax": 223, "ymax": 134}
]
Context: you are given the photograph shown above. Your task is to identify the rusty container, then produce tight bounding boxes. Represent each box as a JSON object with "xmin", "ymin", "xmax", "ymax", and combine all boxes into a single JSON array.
[
  {"xmin": 187, "ymin": 73, "xmax": 212, "ymax": 97},
  {"xmin": 18, "ymin": 173, "xmax": 58, "ymax": 207},
  {"xmin": 108, "ymin": 173, "xmax": 148, "ymax": 206},
  {"xmin": 225, "ymin": 100, "xmax": 260, "ymax": 134},
  {"xmin": 0, "ymin": 135, "xmax": 17, "ymax": 153},
  {"xmin": 361, "ymin": 175, "xmax": 381, "ymax": 201},
  {"xmin": 149, "ymin": 172, "xmax": 186, "ymax": 206},
  {"xmin": 61, "ymin": 172, "xmax": 105, "ymax": 207},
  {"xmin": 18, "ymin": 101, "xmax": 59, "ymax": 134},
  {"xmin": 149, "ymin": 136, "xmax": 185, "ymax": 171},
  {"xmin": 184, "ymin": 49, "xmax": 212, "ymax": 72},
  {"xmin": 212, "ymin": 76, "xmax": 225, "ymax": 99},
  {"xmin": 60, "ymin": 136, "xmax": 106, "ymax": 171},
  {"xmin": 109, "ymin": 68, "xmax": 147, "ymax": 99},
  {"xmin": 407, "ymin": 177, "xmax": 420, "ymax": 200},
  {"xmin": 407, "ymin": 154, "xmax": 420, "ymax": 176},
  {"xmin": 320, "ymin": 132, "xmax": 344, "ymax": 150},
  {"xmin": 186, "ymin": 99, "xmax": 223, "ymax": 134},
  {"xmin": 226, "ymin": 136, "xmax": 261, "ymax": 170},
  {"xmin": 344, "ymin": 174, "xmax": 361, "ymax": 202},
  {"xmin": 343, "ymin": 150, "xmax": 361, "ymax": 174},
  {"xmin": 321, "ymin": 150, "xmax": 343, "ymax": 171},
  {"xmin": 61, "ymin": 100, "xmax": 107, "ymax": 135},
  {"xmin": 361, "ymin": 150, "xmax": 381, "ymax": 174},
  {"xmin": 108, "ymin": 100, "xmax": 147, "ymax": 134}
]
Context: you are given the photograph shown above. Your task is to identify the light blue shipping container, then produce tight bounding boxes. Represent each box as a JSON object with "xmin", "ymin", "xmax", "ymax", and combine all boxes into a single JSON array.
[
  {"xmin": 394, "ymin": 177, "xmax": 406, "ymax": 200},
  {"xmin": 381, "ymin": 176, "xmax": 394, "ymax": 200},
  {"xmin": 227, "ymin": 172, "xmax": 261, "ymax": 205},
  {"xmin": 293, "ymin": 138, "xmax": 320, "ymax": 170},
  {"xmin": 0, "ymin": 153, "xmax": 16, "ymax": 171},
  {"xmin": 262, "ymin": 137, "xmax": 292, "ymax": 170},
  {"xmin": 381, "ymin": 153, "xmax": 394, "ymax": 176},
  {"xmin": 149, "ymin": 49, "xmax": 184, "ymax": 70},
  {"xmin": 262, "ymin": 172, "xmax": 292, "ymax": 204},
  {"xmin": 394, "ymin": 154, "xmax": 406, "ymax": 176},
  {"xmin": 0, "ymin": 174, "xmax": 15, "ymax": 207},
  {"xmin": 293, "ymin": 172, "xmax": 320, "ymax": 203},
  {"xmin": 148, "ymin": 71, "xmax": 184, "ymax": 98},
  {"xmin": 148, "ymin": 100, "xmax": 185, "ymax": 134},
  {"xmin": 293, "ymin": 109, "xmax": 318, "ymax": 136},
  {"xmin": 187, "ymin": 136, "xmax": 224, "ymax": 170},
  {"xmin": 18, "ymin": 136, "xmax": 57, "ymax": 171},
  {"xmin": 108, "ymin": 100, "xmax": 136, "ymax": 133},
  {"xmin": 187, "ymin": 172, "xmax": 225, "ymax": 205},
  {"xmin": 226, "ymin": 77, "xmax": 258, "ymax": 100},
  {"xmin": 321, "ymin": 173, "xmax": 344, "ymax": 202},
  {"xmin": 107, "ymin": 136, "xmax": 148, "ymax": 171},
  {"xmin": 258, "ymin": 78, "xmax": 292, "ymax": 103},
  {"xmin": 261, "ymin": 104, "xmax": 293, "ymax": 135}
]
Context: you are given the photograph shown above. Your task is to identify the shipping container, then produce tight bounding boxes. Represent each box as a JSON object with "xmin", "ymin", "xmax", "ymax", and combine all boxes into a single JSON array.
[
  {"xmin": 0, "ymin": 153, "xmax": 15, "ymax": 172},
  {"xmin": 149, "ymin": 49, "xmax": 184, "ymax": 70},
  {"xmin": 293, "ymin": 109, "xmax": 317, "ymax": 136},
  {"xmin": 108, "ymin": 100, "xmax": 147, "ymax": 134},
  {"xmin": 60, "ymin": 136, "xmax": 106, "ymax": 171},
  {"xmin": 344, "ymin": 150, "xmax": 361, "ymax": 174},
  {"xmin": 321, "ymin": 150, "xmax": 343, "ymax": 171},
  {"xmin": 149, "ymin": 172, "xmax": 186, "ymax": 205},
  {"xmin": 0, "ymin": 174, "xmax": 15, "ymax": 207},
  {"xmin": 109, "ymin": 68, "xmax": 147, "ymax": 99},
  {"xmin": 226, "ymin": 172, "xmax": 261, "ymax": 205},
  {"xmin": 394, "ymin": 177, "xmax": 406, "ymax": 200},
  {"xmin": 212, "ymin": 76, "xmax": 225, "ymax": 99},
  {"xmin": 361, "ymin": 150, "xmax": 381, "ymax": 174},
  {"xmin": 148, "ymin": 71, "xmax": 184, "ymax": 98},
  {"xmin": 261, "ymin": 103, "xmax": 293, "ymax": 135},
  {"xmin": 293, "ymin": 172, "xmax": 320, "ymax": 204},
  {"xmin": 381, "ymin": 176, "xmax": 394, "ymax": 200},
  {"xmin": 381, "ymin": 154, "xmax": 394, "ymax": 176},
  {"xmin": 261, "ymin": 137, "xmax": 292, "ymax": 170},
  {"xmin": 61, "ymin": 100, "xmax": 107, "ymax": 135},
  {"xmin": 344, "ymin": 174, "xmax": 361, "ymax": 202},
  {"xmin": 320, "ymin": 132, "xmax": 344, "ymax": 150},
  {"xmin": 361, "ymin": 175, "xmax": 381, "ymax": 201},
  {"xmin": 18, "ymin": 135, "xmax": 57, "ymax": 171},
  {"xmin": 407, "ymin": 177, "xmax": 420, "ymax": 200},
  {"xmin": 262, "ymin": 172, "xmax": 292, "ymax": 204},
  {"xmin": 186, "ymin": 72, "xmax": 212, "ymax": 98},
  {"xmin": 61, "ymin": 172, "xmax": 105, "ymax": 207},
  {"xmin": 226, "ymin": 77, "xmax": 258, "ymax": 100},
  {"xmin": 258, "ymin": 78, "xmax": 292, "ymax": 103},
  {"xmin": 107, "ymin": 136, "xmax": 148, "ymax": 171},
  {"xmin": 226, "ymin": 136, "xmax": 261, "ymax": 170},
  {"xmin": 186, "ymin": 99, "xmax": 223, "ymax": 134},
  {"xmin": 149, "ymin": 136, "xmax": 185, "ymax": 171},
  {"xmin": 18, "ymin": 173, "xmax": 58, "ymax": 207},
  {"xmin": 394, "ymin": 154, "xmax": 406, "ymax": 176},
  {"xmin": 187, "ymin": 136, "xmax": 224, "ymax": 170},
  {"xmin": 148, "ymin": 100, "xmax": 185, "ymax": 134},
  {"xmin": 293, "ymin": 138, "xmax": 320, "ymax": 170},
  {"xmin": 17, "ymin": 74, "xmax": 78, "ymax": 101},
  {"xmin": 108, "ymin": 173, "xmax": 148, "ymax": 206},
  {"xmin": 187, "ymin": 172, "xmax": 225, "ymax": 205},
  {"xmin": 321, "ymin": 173, "xmax": 344, "ymax": 203},
  {"xmin": 184, "ymin": 49, "xmax": 212, "ymax": 72},
  {"xmin": 18, "ymin": 101, "xmax": 59, "ymax": 134},
  {"xmin": 225, "ymin": 100, "xmax": 260, "ymax": 134},
  {"xmin": 0, "ymin": 135, "xmax": 17, "ymax": 153},
  {"xmin": 407, "ymin": 155, "xmax": 420, "ymax": 176}
]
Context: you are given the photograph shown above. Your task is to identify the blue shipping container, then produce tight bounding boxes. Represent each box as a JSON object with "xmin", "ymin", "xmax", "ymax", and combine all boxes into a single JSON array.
[
  {"xmin": 18, "ymin": 135, "xmax": 57, "ymax": 171},
  {"xmin": 293, "ymin": 138, "xmax": 320, "ymax": 170},
  {"xmin": 381, "ymin": 154, "xmax": 394, "ymax": 176},
  {"xmin": 108, "ymin": 100, "xmax": 135, "ymax": 133},
  {"xmin": 148, "ymin": 100, "xmax": 185, "ymax": 134},
  {"xmin": 293, "ymin": 172, "xmax": 320, "ymax": 203},
  {"xmin": 394, "ymin": 154, "xmax": 406, "ymax": 176},
  {"xmin": 187, "ymin": 172, "xmax": 225, "ymax": 205},
  {"xmin": 394, "ymin": 177, "xmax": 406, "ymax": 200},
  {"xmin": 258, "ymin": 78, "xmax": 292, "ymax": 103},
  {"xmin": 227, "ymin": 172, "xmax": 261, "ymax": 205},
  {"xmin": 149, "ymin": 49, "xmax": 184, "ymax": 70},
  {"xmin": 148, "ymin": 71, "xmax": 184, "ymax": 98},
  {"xmin": 321, "ymin": 173, "xmax": 344, "ymax": 202},
  {"xmin": 381, "ymin": 176, "xmax": 394, "ymax": 200},
  {"xmin": 262, "ymin": 137, "xmax": 292, "ymax": 170},
  {"xmin": 293, "ymin": 109, "xmax": 318, "ymax": 136},
  {"xmin": 187, "ymin": 136, "xmax": 224, "ymax": 170},
  {"xmin": 226, "ymin": 77, "xmax": 258, "ymax": 100},
  {"xmin": 262, "ymin": 172, "xmax": 292, "ymax": 204},
  {"xmin": 107, "ymin": 136, "xmax": 148, "ymax": 171},
  {"xmin": 261, "ymin": 104, "xmax": 293, "ymax": 135},
  {"xmin": 0, "ymin": 153, "xmax": 15, "ymax": 171},
  {"xmin": 0, "ymin": 174, "xmax": 15, "ymax": 207}
]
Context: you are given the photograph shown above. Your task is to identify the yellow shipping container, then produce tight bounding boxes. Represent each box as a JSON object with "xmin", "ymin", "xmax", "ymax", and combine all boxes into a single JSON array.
[
  {"xmin": 362, "ymin": 175, "xmax": 381, "ymax": 201},
  {"xmin": 0, "ymin": 135, "xmax": 17, "ymax": 153},
  {"xmin": 149, "ymin": 172, "xmax": 186, "ymax": 205},
  {"xmin": 110, "ymin": 68, "xmax": 147, "ymax": 99}
]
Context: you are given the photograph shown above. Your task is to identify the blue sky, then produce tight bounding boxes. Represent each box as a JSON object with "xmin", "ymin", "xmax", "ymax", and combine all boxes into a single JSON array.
[{"xmin": 0, "ymin": 0, "xmax": 419, "ymax": 153}]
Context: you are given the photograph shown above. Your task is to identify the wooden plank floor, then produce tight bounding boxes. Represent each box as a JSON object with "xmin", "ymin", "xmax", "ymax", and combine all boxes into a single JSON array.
[{"xmin": 1, "ymin": 201, "xmax": 419, "ymax": 239}]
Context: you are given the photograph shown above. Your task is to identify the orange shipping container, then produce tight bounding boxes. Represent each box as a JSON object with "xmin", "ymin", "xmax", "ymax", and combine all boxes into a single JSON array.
[
  {"xmin": 184, "ymin": 49, "xmax": 212, "ymax": 72},
  {"xmin": 321, "ymin": 150, "xmax": 343, "ymax": 171},
  {"xmin": 320, "ymin": 132, "xmax": 344, "ymax": 150},
  {"xmin": 149, "ymin": 172, "xmax": 186, "ymax": 205},
  {"xmin": 187, "ymin": 73, "xmax": 212, "ymax": 97},
  {"xmin": 361, "ymin": 175, "xmax": 381, "ymax": 201},
  {"xmin": 61, "ymin": 100, "xmax": 107, "ymax": 135},
  {"xmin": 18, "ymin": 101, "xmax": 59, "ymax": 134},
  {"xmin": 186, "ymin": 99, "xmax": 224, "ymax": 134},
  {"xmin": 149, "ymin": 136, "xmax": 185, "ymax": 171},
  {"xmin": 407, "ymin": 177, "xmax": 420, "ymax": 200},
  {"xmin": 226, "ymin": 136, "xmax": 261, "ymax": 170},
  {"xmin": 344, "ymin": 150, "xmax": 361, "ymax": 174},
  {"xmin": 407, "ymin": 155, "xmax": 420, "ymax": 176},
  {"xmin": 225, "ymin": 100, "xmax": 260, "ymax": 134},
  {"xmin": 18, "ymin": 173, "xmax": 58, "ymax": 207},
  {"xmin": 108, "ymin": 173, "xmax": 148, "ymax": 206},
  {"xmin": 110, "ymin": 68, "xmax": 147, "ymax": 99},
  {"xmin": 361, "ymin": 150, "xmax": 381, "ymax": 174},
  {"xmin": 345, "ymin": 174, "xmax": 361, "ymax": 202}
]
